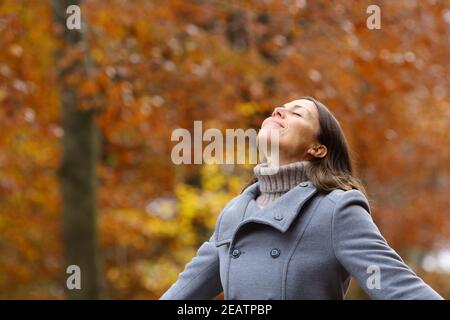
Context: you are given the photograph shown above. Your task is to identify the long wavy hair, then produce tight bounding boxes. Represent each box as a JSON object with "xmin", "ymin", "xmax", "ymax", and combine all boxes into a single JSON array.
[{"xmin": 241, "ymin": 96, "xmax": 368, "ymax": 197}]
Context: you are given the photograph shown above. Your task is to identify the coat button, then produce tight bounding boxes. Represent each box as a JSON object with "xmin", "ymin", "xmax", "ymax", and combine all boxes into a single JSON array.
[
  {"xmin": 231, "ymin": 248, "xmax": 241, "ymax": 259},
  {"xmin": 300, "ymin": 182, "xmax": 308, "ymax": 187},
  {"xmin": 270, "ymin": 248, "xmax": 281, "ymax": 258},
  {"xmin": 273, "ymin": 215, "xmax": 284, "ymax": 221}
]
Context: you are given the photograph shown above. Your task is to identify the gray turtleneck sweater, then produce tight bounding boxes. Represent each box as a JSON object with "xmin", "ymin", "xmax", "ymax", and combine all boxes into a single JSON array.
[{"xmin": 253, "ymin": 160, "xmax": 310, "ymax": 208}]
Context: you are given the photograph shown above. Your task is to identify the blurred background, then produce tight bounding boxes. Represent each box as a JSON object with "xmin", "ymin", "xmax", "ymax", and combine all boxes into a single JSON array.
[{"xmin": 0, "ymin": 0, "xmax": 449, "ymax": 299}]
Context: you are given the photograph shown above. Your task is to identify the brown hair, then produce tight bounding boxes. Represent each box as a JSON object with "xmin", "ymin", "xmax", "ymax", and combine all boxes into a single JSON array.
[{"xmin": 241, "ymin": 96, "xmax": 368, "ymax": 197}]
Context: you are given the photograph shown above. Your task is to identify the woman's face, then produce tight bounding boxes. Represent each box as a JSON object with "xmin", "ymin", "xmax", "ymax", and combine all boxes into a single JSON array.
[{"xmin": 258, "ymin": 99, "xmax": 326, "ymax": 165}]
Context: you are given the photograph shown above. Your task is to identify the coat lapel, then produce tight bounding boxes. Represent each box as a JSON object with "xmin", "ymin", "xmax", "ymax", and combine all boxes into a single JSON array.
[{"xmin": 215, "ymin": 180, "xmax": 319, "ymax": 246}]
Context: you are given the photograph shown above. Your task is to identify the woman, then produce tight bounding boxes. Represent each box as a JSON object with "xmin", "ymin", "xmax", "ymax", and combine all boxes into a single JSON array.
[{"xmin": 160, "ymin": 97, "xmax": 443, "ymax": 300}]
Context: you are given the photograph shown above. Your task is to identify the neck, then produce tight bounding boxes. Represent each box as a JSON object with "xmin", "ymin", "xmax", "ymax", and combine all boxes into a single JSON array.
[
  {"xmin": 253, "ymin": 160, "xmax": 310, "ymax": 208},
  {"xmin": 264, "ymin": 152, "xmax": 307, "ymax": 168}
]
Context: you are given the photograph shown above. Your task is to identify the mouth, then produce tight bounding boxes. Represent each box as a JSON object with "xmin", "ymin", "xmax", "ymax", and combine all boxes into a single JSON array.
[{"xmin": 262, "ymin": 118, "xmax": 285, "ymax": 129}]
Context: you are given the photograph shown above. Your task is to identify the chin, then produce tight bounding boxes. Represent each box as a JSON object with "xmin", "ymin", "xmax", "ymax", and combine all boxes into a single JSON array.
[{"xmin": 257, "ymin": 130, "xmax": 282, "ymax": 149}]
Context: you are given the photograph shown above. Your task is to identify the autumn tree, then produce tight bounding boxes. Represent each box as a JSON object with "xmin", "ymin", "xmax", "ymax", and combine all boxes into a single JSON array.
[
  {"xmin": 51, "ymin": 0, "xmax": 103, "ymax": 299},
  {"xmin": 0, "ymin": 0, "xmax": 449, "ymax": 299}
]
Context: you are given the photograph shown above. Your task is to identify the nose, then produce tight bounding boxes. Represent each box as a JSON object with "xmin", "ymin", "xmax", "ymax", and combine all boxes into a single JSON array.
[{"xmin": 271, "ymin": 106, "xmax": 285, "ymax": 118}]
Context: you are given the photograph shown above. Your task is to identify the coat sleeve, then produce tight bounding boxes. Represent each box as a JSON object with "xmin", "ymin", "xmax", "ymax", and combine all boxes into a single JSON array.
[
  {"xmin": 159, "ymin": 232, "xmax": 222, "ymax": 300},
  {"xmin": 331, "ymin": 189, "xmax": 443, "ymax": 300}
]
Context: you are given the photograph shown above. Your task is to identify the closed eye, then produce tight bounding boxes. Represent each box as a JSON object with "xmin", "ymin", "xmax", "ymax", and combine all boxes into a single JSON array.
[{"xmin": 293, "ymin": 112, "xmax": 303, "ymax": 117}]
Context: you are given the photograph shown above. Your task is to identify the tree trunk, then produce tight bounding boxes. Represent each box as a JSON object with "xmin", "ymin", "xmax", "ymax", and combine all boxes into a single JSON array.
[{"xmin": 51, "ymin": 0, "xmax": 104, "ymax": 299}]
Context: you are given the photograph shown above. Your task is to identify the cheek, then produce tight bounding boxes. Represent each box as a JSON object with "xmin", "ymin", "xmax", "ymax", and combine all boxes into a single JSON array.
[{"xmin": 280, "ymin": 122, "xmax": 315, "ymax": 149}]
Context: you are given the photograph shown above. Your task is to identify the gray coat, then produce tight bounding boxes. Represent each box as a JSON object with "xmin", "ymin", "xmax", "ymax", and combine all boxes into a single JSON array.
[{"xmin": 160, "ymin": 181, "xmax": 443, "ymax": 300}]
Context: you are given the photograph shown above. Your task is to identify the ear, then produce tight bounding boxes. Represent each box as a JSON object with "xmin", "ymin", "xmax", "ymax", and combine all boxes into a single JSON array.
[{"xmin": 307, "ymin": 144, "xmax": 327, "ymax": 159}]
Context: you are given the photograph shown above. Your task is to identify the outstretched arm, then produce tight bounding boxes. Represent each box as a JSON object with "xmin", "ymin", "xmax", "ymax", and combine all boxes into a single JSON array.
[
  {"xmin": 159, "ymin": 232, "xmax": 222, "ymax": 300},
  {"xmin": 332, "ymin": 189, "xmax": 443, "ymax": 300}
]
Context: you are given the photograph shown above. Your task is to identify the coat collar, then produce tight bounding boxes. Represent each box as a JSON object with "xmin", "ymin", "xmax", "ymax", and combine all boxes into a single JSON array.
[{"xmin": 215, "ymin": 180, "xmax": 319, "ymax": 246}]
